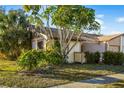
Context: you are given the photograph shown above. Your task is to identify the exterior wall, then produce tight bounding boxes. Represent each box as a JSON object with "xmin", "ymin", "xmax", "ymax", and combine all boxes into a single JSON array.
[
  {"xmin": 122, "ymin": 36, "xmax": 124, "ymax": 45},
  {"xmin": 108, "ymin": 36, "xmax": 120, "ymax": 46},
  {"xmin": 107, "ymin": 36, "xmax": 121, "ymax": 52},
  {"xmin": 122, "ymin": 35, "xmax": 124, "ymax": 52},
  {"xmin": 108, "ymin": 46, "xmax": 120, "ymax": 52},
  {"xmin": 67, "ymin": 41, "xmax": 81, "ymax": 63},
  {"xmin": 83, "ymin": 43, "xmax": 106, "ymax": 53}
]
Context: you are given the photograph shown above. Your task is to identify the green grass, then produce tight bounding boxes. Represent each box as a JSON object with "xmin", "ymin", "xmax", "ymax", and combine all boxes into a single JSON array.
[
  {"xmin": 1, "ymin": 59, "xmax": 124, "ymax": 87},
  {"xmin": 99, "ymin": 80, "xmax": 124, "ymax": 88},
  {"xmin": 0, "ymin": 59, "xmax": 70, "ymax": 88},
  {"xmin": 0, "ymin": 59, "xmax": 18, "ymax": 71}
]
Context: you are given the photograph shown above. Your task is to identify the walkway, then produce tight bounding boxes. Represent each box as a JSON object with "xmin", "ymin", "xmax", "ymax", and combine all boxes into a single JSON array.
[{"xmin": 51, "ymin": 72, "xmax": 124, "ymax": 88}]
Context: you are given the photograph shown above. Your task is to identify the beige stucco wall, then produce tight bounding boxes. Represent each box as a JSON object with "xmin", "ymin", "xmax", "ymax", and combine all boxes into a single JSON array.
[
  {"xmin": 108, "ymin": 46, "xmax": 120, "ymax": 52},
  {"xmin": 83, "ymin": 43, "xmax": 106, "ymax": 53},
  {"xmin": 107, "ymin": 36, "xmax": 121, "ymax": 52},
  {"xmin": 108, "ymin": 36, "xmax": 120, "ymax": 46},
  {"xmin": 121, "ymin": 35, "xmax": 124, "ymax": 52},
  {"xmin": 122, "ymin": 36, "xmax": 124, "ymax": 45},
  {"xmin": 67, "ymin": 41, "xmax": 81, "ymax": 63}
]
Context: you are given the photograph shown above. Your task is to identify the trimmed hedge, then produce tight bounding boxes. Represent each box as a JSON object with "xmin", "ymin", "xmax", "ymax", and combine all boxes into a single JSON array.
[
  {"xmin": 103, "ymin": 51, "xmax": 124, "ymax": 65},
  {"xmin": 85, "ymin": 52, "xmax": 100, "ymax": 64}
]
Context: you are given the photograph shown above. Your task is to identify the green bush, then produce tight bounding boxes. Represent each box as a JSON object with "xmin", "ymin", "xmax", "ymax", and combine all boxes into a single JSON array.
[
  {"xmin": 103, "ymin": 51, "xmax": 124, "ymax": 65},
  {"xmin": 45, "ymin": 49, "xmax": 62, "ymax": 65},
  {"xmin": 17, "ymin": 49, "xmax": 45, "ymax": 70},
  {"xmin": 103, "ymin": 51, "xmax": 113, "ymax": 65},
  {"xmin": 17, "ymin": 49, "xmax": 62, "ymax": 70},
  {"xmin": 94, "ymin": 52, "xmax": 100, "ymax": 63},
  {"xmin": 85, "ymin": 52, "xmax": 93, "ymax": 64},
  {"xmin": 85, "ymin": 52, "xmax": 100, "ymax": 64}
]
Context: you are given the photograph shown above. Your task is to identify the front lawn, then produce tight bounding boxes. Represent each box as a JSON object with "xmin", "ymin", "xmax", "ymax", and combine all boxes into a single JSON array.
[
  {"xmin": 1, "ymin": 59, "xmax": 124, "ymax": 87},
  {"xmin": 99, "ymin": 80, "xmax": 124, "ymax": 88}
]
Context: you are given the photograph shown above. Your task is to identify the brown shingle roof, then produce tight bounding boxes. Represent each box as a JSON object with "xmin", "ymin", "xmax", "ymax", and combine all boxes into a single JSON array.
[
  {"xmin": 31, "ymin": 26, "xmax": 101, "ymax": 42},
  {"xmin": 48, "ymin": 30, "xmax": 100, "ymax": 42},
  {"xmin": 45, "ymin": 28, "xmax": 102, "ymax": 41}
]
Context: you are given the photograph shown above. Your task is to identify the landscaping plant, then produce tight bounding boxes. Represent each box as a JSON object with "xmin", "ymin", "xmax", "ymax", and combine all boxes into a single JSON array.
[
  {"xmin": 17, "ymin": 49, "xmax": 45, "ymax": 70},
  {"xmin": 85, "ymin": 52, "xmax": 100, "ymax": 64},
  {"xmin": 17, "ymin": 48, "xmax": 62, "ymax": 71},
  {"xmin": 103, "ymin": 51, "xmax": 124, "ymax": 65},
  {"xmin": 0, "ymin": 9, "xmax": 31, "ymax": 60}
]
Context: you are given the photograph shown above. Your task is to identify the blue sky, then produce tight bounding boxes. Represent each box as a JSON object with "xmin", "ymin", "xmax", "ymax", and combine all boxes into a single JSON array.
[{"xmin": 2, "ymin": 5, "xmax": 124, "ymax": 35}]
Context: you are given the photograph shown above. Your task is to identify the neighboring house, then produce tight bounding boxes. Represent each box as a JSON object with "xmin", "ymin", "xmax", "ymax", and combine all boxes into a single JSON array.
[
  {"xmin": 31, "ymin": 28, "xmax": 124, "ymax": 63},
  {"xmin": 83, "ymin": 33, "xmax": 124, "ymax": 53},
  {"xmin": 97, "ymin": 34, "xmax": 124, "ymax": 52}
]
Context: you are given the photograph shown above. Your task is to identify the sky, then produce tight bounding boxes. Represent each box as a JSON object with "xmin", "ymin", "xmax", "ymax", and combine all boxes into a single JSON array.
[{"xmin": 2, "ymin": 5, "xmax": 124, "ymax": 35}]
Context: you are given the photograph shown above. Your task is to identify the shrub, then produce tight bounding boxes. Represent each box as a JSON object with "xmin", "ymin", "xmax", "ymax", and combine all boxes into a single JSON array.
[
  {"xmin": 17, "ymin": 49, "xmax": 45, "ymax": 70},
  {"xmin": 94, "ymin": 52, "xmax": 100, "ymax": 63},
  {"xmin": 45, "ymin": 49, "xmax": 62, "ymax": 65},
  {"xmin": 85, "ymin": 52, "xmax": 93, "ymax": 64},
  {"xmin": 85, "ymin": 52, "xmax": 100, "ymax": 64},
  {"xmin": 103, "ymin": 51, "xmax": 124, "ymax": 65},
  {"xmin": 46, "ymin": 40, "xmax": 62, "ymax": 65},
  {"xmin": 103, "ymin": 51, "xmax": 113, "ymax": 65},
  {"xmin": 17, "ymin": 48, "xmax": 62, "ymax": 70}
]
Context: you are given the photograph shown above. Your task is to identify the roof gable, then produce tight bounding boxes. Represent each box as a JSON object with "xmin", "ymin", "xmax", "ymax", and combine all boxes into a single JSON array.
[{"xmin": 97, "ymin": 33, "xmax": 123, "ymax": 42}]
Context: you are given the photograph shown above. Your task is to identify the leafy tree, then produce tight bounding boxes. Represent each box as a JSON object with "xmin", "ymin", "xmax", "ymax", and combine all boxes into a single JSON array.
[
  {"xmin": 0, "ymin": 9, "xmax": 31, "ymax": 60},
  {"xmin": 23, "ymin": 5, "xmax": 101, "ymax": 63}
]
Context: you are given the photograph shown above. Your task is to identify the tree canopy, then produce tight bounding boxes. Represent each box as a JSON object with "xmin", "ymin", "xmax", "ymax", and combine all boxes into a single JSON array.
[
  {"xmin": 23, "ymin": 5, "xmax": 100, "ymax": 32},
  {"xmin": 42, "ymin": 5, "xmax": 100, "ymax": 31},
  {"xmin": 0, "ymin": 9, "xmax": 31, "ymax": 60},
  {"xmin": 23, "ymin": 5, "xmax": 101, "ymax": 63}
]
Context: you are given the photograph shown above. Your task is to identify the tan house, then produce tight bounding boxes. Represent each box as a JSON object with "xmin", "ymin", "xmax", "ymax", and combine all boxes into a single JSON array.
[
  {"xmin": 97, "ymin": 34, "xmax": 124, "ymax": 52},
  {"xmin": 31, "ymin": 28, "xmax": 124, "ymax": 63},
  {"xmin": 67, "ymin": 33, "xmax": 124, "ymax": 63},
  {"xmin": 83, "ymin": 33, "xmax": 124, "ymax": 52}
]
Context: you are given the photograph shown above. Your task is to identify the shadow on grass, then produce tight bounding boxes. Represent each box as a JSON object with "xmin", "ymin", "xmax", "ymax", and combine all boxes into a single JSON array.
[
  {"xmin": 63, "ymin": 63, "xmax": 124, "ymax": 73},
  {"xmin": 16, "ymin": 63, "xmax": 124, "ymax": 82},
  {"xmin": 109, "ymin": 81, "xmax": 124, "ymax": 88},
  {"xmin": 80, "ymin": 76, "xmax": 122, "ymax": 84},
  {"xmin": 40, "ymin": 71, "xmax": 104, "ymax": 81},
  {"xmin": 1, "ymin": 63, "xmax": 124, "ymax": 88}
]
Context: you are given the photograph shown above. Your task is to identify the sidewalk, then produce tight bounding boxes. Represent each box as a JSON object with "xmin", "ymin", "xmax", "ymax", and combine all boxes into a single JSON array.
[{"xmin": 51, "ymin": 72, "xmax": 124, "ymax": 88}]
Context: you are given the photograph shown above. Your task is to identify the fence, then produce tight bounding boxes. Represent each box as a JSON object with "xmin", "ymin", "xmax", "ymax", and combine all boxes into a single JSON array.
[{"xmin": 74, "ymin": 52, "xmax": 86, "ymax": 64}]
